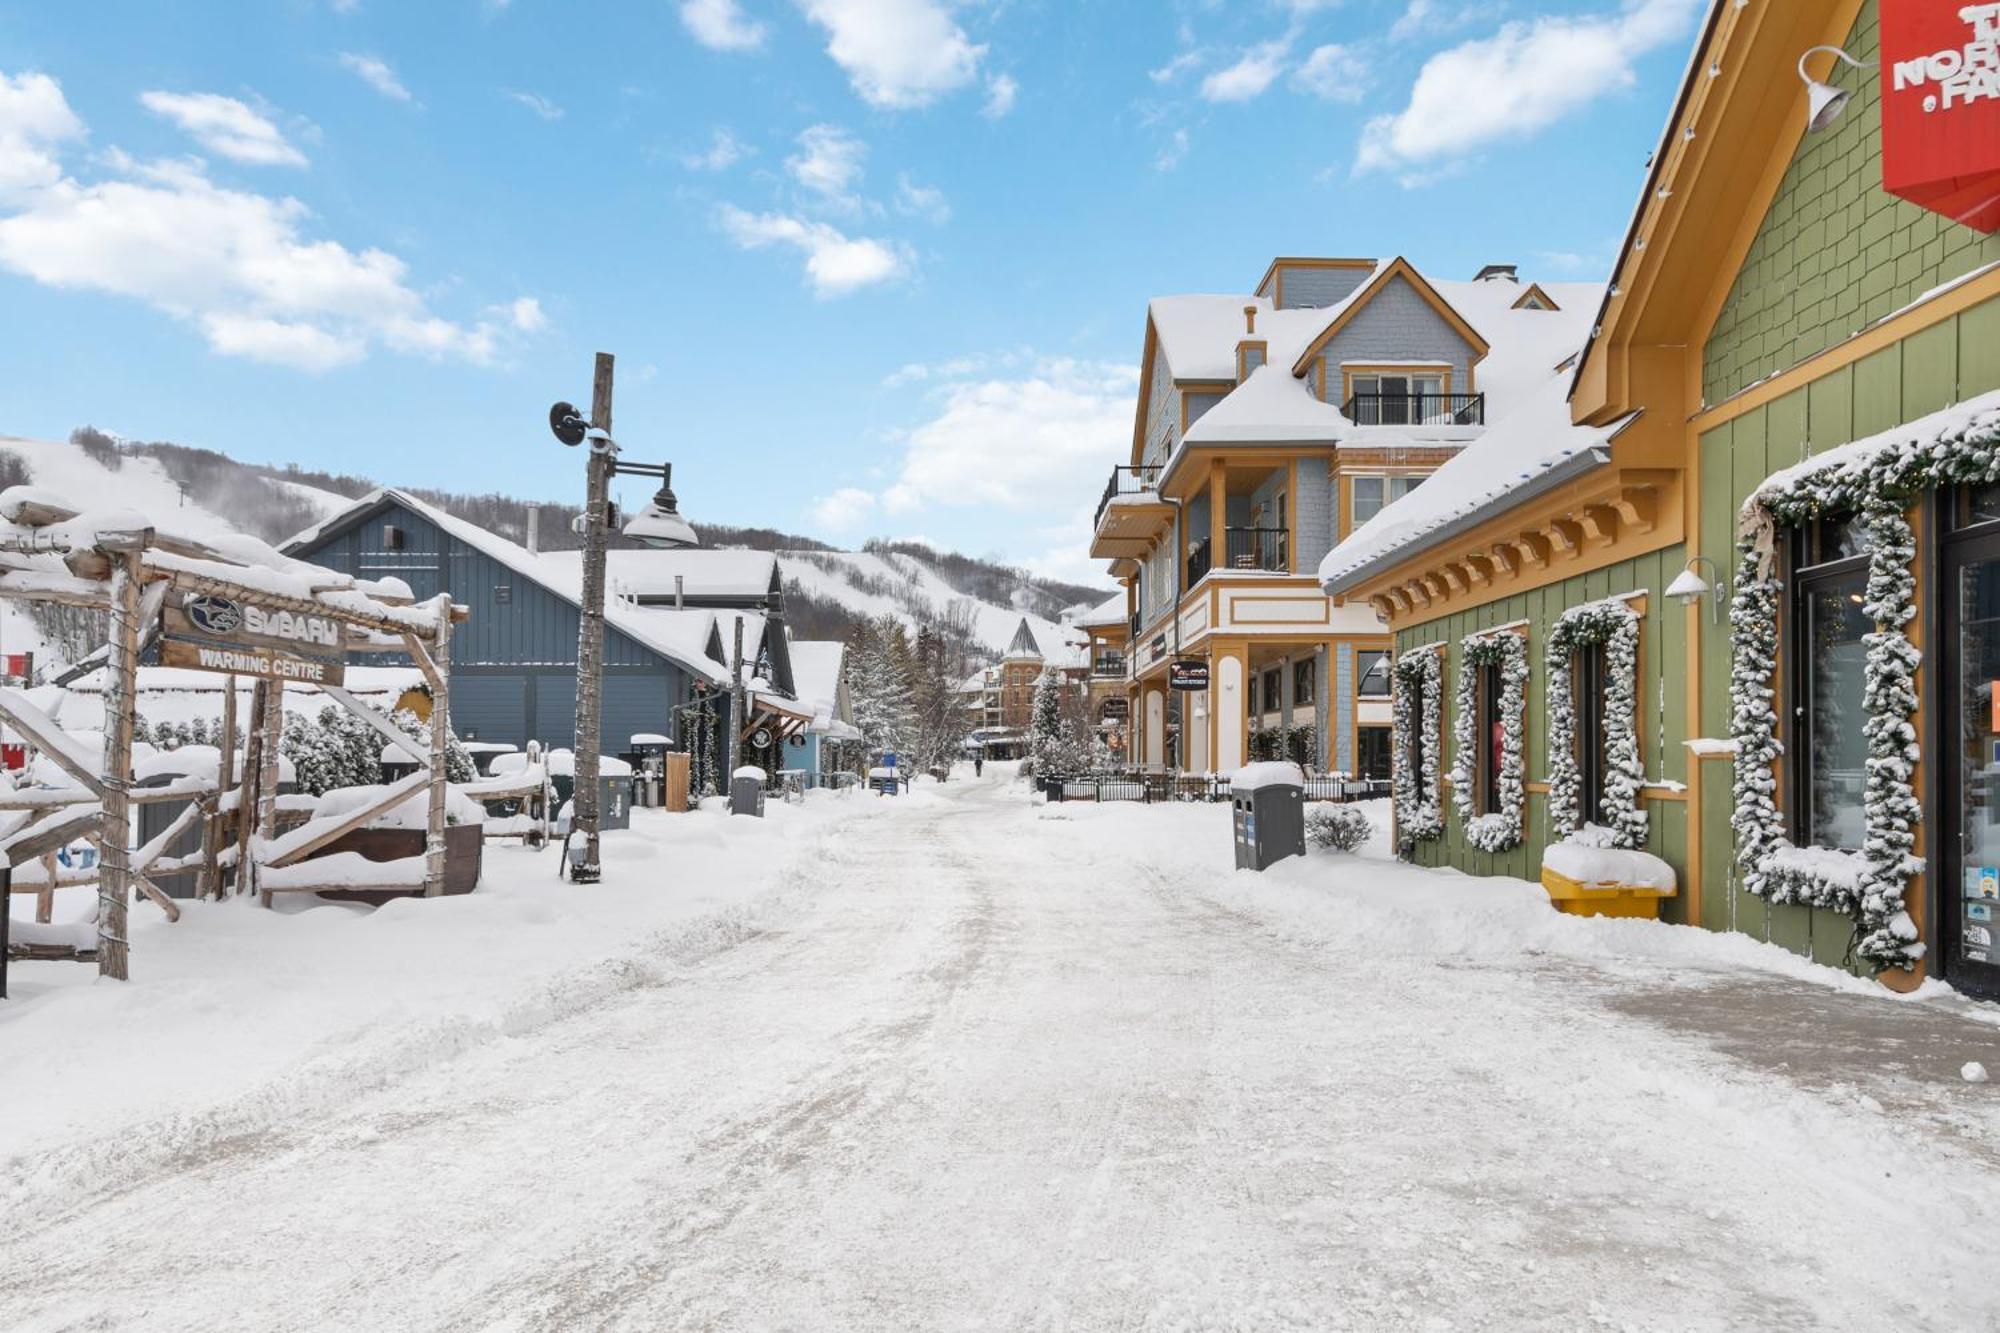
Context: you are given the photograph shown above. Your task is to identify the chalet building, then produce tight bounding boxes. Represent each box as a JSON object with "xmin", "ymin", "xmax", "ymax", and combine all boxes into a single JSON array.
[
  {"xmin": 1091, "ymin": 251, "xmax": 1600, "ymax": 779},
  {"xmin": 284, "ymin": 491, "xmax": 805, "ymax": 765},
  {"xmin": 1073, "ymin": 593, "xmax": 1133, "ymax": 759},
  {"xmin": 965, "ymin": 618, "xmax": 1087, "ymax": 759},
  {"xmin": 1322, "ymin": 0, "xmax": 2000, "ymax": 998}
]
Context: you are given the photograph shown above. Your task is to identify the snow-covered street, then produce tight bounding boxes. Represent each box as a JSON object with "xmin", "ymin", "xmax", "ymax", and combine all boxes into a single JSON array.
[{"xmin": 7, "ymin": 771, "xmax": 2000, "ymax": 1331}]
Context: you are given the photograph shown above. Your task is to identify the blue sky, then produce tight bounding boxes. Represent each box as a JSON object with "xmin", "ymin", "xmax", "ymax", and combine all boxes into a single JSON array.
[{"xmin": 0, "ymin": 0, "xmax": 1705, "ymax": 585}]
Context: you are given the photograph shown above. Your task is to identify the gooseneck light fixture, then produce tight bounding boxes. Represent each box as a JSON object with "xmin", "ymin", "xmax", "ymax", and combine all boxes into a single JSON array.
[
  {"xmin": 1665, "ymin": 555, "xmax": 1730, "ymax": 625},
  {"xmin": 1797, "ymin": 45, "xmax": 1864, "ymax": 133}
]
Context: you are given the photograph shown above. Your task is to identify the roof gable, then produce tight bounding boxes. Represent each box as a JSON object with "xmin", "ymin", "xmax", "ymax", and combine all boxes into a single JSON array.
[{"xmin": 1290, "ymin": 257, "xmax": 1490, "ymax": 377}]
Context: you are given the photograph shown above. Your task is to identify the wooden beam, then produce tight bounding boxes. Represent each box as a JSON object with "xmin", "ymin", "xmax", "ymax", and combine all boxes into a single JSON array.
[
  {"xmin": 2, "ymin": 807, "xmax": 101, "ymax": 866},
  {"xmin": 324, "ymin": 685, "xmax": 428, "ymax": 763},
  {"xmin": 153, "ymin": 563, "xmax": 443, "ymax": 641},
  {"xmin": 1579, "ymin": 505, "xmax": 1619, "ymax": 547},
  {"xmin": 1547, "ymin": 519, "xmax": 1585, "ymax": 555},
  {"xmin": 1464, "ymin": 554, "xmax": 1495, "ymax": 586},
  {"xmin": 1613, "ymin": 487, "xmax": 1659, "ymax": 534},
  {"xmin": 0, "ymin": 688, "xmax": 107, "ymax": 796},
  {"xmin": 261, "ymin": 770, "xmax": 430, "ymax": 869},
  {"xmin": 1489, "ymin": 542, "xmax": 1520, "ymax": 576},
  {"xmin": 1516, "ymin": 532, "xmax": 1552, "ymax": 568},
  {"xmin": 402, "ymin": 633, "xmax": 446, "ymax": 693}
]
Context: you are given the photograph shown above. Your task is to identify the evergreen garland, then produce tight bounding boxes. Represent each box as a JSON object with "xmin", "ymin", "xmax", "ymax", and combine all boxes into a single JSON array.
[
  {"xmin": 1545, "ymin": 600, "xmax": 1647, "ymax": 849},
  {"xmin": 1449, "ymin": 630, "xmax": 1529, "ymax": 853},
  {"xmin": 1722, "ymin": 399, "xmax": 2000, "ymax": 971},
  {"xmin": 1392, "ymin": 650, "xmax": 1443, "ymax": 845}
]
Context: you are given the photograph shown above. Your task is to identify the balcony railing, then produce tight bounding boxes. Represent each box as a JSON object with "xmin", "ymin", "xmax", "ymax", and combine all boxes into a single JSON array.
[
  {"xmin": 1095, "ymin": 464, "xmax": 1163, "ymax": 528},
  {"xmin": 1224, "ymin": 526, "xmax": 1288, "ymax": 572},
  {"xmin": 1342, "ymin": 392, "xmax": 1484, "ymax": 426},
  {"xmin": 1091, "ymin": 652, "xmax": 1126, "ymax": 678},
  {"xmin": 1188, "ymin": 527, "xmax": 1289, "ymax": 584}
]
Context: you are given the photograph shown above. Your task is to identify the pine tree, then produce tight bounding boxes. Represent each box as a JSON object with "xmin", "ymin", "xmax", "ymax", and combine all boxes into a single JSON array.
[{"xmin": 1027, "ymin": 665, "xmax": 1075, "ymax": 778}]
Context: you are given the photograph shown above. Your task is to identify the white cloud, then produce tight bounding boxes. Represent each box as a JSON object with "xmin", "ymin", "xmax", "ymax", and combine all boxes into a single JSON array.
[
  {"xmin": 337, "ymin": 52, "xmax": 414, "ymax": 103},
  {"xmin": 886, "ymin": 358, "xmax": 1137, "ymax": 510},
  {"xmin": 893, "ymin": 173, "xmax": 949, "ymax": 224},
  {"xmin": 503, "ymin": 89, "xmax": 563, "ymax": 120},
  {"xmin": 0, "ymin": 72, "xmax": 85, "ymax": 200},
  {"xmin": 680, "ymin": 127, "xmax": 751, "ymax": 171},
  {"xmin": 0, "ymin": 73, "xmax": 537, "ymax": 372},
  {"xmin": 1291, "ymin": 43, "xmax": 1369, "ymax": 102},
  {"xmin": 785, "ymin": 124, "xmax": 866, "ymax": 208},
  {"xmin": 810, "ymin": 485, "xmax": 877, "ymax": 530},
  {"xmin": 796, "ymin": 0, "xmax": 984, "ymax": 109},
  {"xmin": 982, "ymin": 72, "xmax": 1018, "ymax": 119},
  {"xmin": 503, "ymin": 295, "xmax": 546, "ymax": 331},
  {"xmin": 1199, "ymin": 40, "xmax": 1289, "ymax": 102},
  {"xmin": 1149, "ymin": 50, "xmax": 1203, "ymax": 84},
  {"xmin": 1358, "ymin": 0, "xmax": 1701, "ymax": 178},
  {"xmin": 138, "ymin": 91, "xmax": 307, "ymax": 167},
  {"xmin": 716, "ymin": 204, "xmax": 908, "ymax": 296},
  {"xmin": 680, "ymin": 0, "xmax": 769, "ymax": 51},
  {"xmin": 1155, "ymin": 127, "xmax": 1189, "ymax": 171}
]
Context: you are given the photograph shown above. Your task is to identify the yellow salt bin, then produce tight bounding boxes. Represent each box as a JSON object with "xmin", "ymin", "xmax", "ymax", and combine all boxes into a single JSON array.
[{"xmin": 1539, "ymin": 843, "xmax": 1677, "ymax": 919}]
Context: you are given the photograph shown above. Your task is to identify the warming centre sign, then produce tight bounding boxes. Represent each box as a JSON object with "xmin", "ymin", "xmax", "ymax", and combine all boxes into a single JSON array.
[
  {"xmin": 160, "ymin": 592, "xmax": 347, "ymax": 684},
  {"xmin": 1881, "ymin": 0, "xmax": 2000, "ymax": 231}
]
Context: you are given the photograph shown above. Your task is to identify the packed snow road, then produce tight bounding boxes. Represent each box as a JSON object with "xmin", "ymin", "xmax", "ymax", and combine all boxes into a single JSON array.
[{"xmin": 6, "ymin": 772, "xmax": 2000, "ymax": 1331}]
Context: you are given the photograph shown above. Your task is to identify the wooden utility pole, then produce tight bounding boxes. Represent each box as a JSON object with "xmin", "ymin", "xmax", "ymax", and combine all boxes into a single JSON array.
[
  {"xmin": 421, "ymin": 594, "xmax": 454, "ymax": 897},
  {"xmin": 96, "ymin": 547, "xmax": 144, "ymax": 981},
  {"xmin": 728, "ymin": 618, "xmax": 745, "ymax": 783},
  {"xmin": 571, "ymin": 352, "xmax": 614, "ymax": 882}
]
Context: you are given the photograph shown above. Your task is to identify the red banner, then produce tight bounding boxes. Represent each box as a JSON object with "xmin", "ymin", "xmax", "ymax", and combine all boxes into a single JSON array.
[{"xmin": 1880, "ymin": 0, "xmax": 2000, "ymax": 231}]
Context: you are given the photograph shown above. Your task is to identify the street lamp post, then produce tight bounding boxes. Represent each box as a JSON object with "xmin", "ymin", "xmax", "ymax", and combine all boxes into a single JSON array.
[{"xmin": 550, "ymin": 351, "xmax": 699, "ymax": 883}]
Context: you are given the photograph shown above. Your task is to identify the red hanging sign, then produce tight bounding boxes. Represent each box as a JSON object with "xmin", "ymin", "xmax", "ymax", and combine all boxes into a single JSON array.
[{"xmin": 1880, "ymin": 0, "xmax": 2000, "ymax": 231}]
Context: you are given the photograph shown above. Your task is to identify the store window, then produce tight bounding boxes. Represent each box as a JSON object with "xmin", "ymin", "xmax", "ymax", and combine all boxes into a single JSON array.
[
  {"xmin": 1574, "ymin": 642, "xmax": 1608, "ymax": 828},
  {"xmin": 1350, "ymin": 475, "xmax": 1424, "ymax": 529},
  {"xmin": 1477, "ymin": 660, "xmax": 1503, "ymax": 815},
  {"xmin": 1788, "ymin": 513, "xmax": 1872, "ymax": 850},
  {"xmin": 1293, "ymin": 659, "xmax": 1315, "ymax": 708},
  {"xmin": 1357, "ymin": 726, "xmax": 1392, "ymax": 781},
  {"xmin": 1263, "ymin": 667, "xmax": 1283, "ymax": 715},
  {"xmin": 1356, "ymin": 649, "xmax": 1392, "ymax": 699},
  {"xmin": 1246, "ymin": 673, "xmax": 1258, "ymax": 716}
]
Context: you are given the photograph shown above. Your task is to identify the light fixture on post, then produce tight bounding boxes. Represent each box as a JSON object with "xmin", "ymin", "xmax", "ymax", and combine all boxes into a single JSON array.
[
  {"xmin": 548, "ymin": 354, "xmax": 700, "ymax": 885},
  {"xmin": 1797, "ymin": 45, "xmax": 1863, "ymax": 133},
  {"xmin": 1665, "ymin": 555, "xmax": 1728, "ymax": 624}
]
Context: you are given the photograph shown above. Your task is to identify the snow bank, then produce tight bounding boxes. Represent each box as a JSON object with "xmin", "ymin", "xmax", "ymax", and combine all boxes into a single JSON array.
[{"xmin": 0, "ymin": 794, "xmax": 895, "ymax": 1191}]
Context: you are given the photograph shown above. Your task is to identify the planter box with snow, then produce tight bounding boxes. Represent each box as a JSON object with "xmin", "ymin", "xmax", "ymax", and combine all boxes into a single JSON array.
[{"xmin": 307, "ymin": 823, "xmax": 484, "ymax": 906}]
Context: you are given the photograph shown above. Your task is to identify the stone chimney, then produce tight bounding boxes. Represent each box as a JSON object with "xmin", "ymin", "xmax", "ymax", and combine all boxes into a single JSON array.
[
  {"xmin": 1474, "ymin": 263, "xmax": 1519, "ymax": 282},
  {"xmin": 525, "ymin": 505, "xmax": 540, "ymax": 554}
]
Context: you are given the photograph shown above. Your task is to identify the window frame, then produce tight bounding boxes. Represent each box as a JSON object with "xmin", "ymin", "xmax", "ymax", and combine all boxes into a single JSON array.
[
  {"xmin": 1783, "ymin": 516, "xmax": 1874, "ymax": 851},
  {"xmin": 1293, "ymin": 658, "xmax": 1315, "ymax": 708},
  {"xmin": 1574, "ymin": 640, "xmax": 1608, "ymax": 829}
]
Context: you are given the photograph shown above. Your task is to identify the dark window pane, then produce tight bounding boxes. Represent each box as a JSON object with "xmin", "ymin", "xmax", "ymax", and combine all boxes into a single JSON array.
[
  {"xmin": 1577, "ymin": 645, "xmax": 1606, "ymax": 828},
  {"xmin": 1357, "ymin": 650, "xmax": 1392, "ymax": 698},
  {"xmin": 1960, "ymin": 483, "xmax": 2000, "ymax": 530},
  {"xmin": 1803, "ymin": 570, "xmax": 1870, "ymax": 849}
]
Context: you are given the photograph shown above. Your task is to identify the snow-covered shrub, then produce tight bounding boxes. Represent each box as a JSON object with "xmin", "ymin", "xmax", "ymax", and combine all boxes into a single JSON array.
[{"xmin": 1307, "ymin": 803, "xmax": 1371, "ymax": 853}]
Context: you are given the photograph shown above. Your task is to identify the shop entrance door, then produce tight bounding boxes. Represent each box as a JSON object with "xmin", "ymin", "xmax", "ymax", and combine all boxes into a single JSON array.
[{"xmin": 1941, "ymin": 533, "xmax": 2000, "ymax": 998}]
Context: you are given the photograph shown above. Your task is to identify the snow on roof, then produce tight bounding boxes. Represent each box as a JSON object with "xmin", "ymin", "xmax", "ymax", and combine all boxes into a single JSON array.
[
  {"xmin": 788, "ymin": 640, "xmax": 848, "ymax": 732},
  {"xmin": 1431, "ymin": 277, "xmax": 1602, "ymax": 422},
  {"xmin": 1148, "ymin": 296, "xmax": 1273, "ymax": 381},
  {"xmin": 285, "ymin": 489, "xmax": 729, "ymax": 684},
  {"xmin": 1071, "ymin": 592, "xmax": 1128, "ymax": 630},
  {"xmin": 1183, "ymin": 365, "xmax": 1350, "ymax": 445},
  {"xmin": 542, "ymin": 548, "xmax": 778, "ymax": 601},
  {"xmin": 1752, "ymin": 386, "xmax": 2000, "ymax": 505},
  {"xmin": 1318, "ymin": 371, "xmax": 1632, "ymax": 592}
]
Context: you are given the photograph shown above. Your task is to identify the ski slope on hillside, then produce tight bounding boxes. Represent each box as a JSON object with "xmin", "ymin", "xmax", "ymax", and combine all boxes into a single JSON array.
[{"xmin": 778, "ymin": 549, "xmax": 1087, "ymax": 663}]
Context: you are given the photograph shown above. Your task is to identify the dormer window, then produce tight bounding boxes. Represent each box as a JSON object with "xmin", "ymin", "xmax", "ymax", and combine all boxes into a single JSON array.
[{"xmin": 1348, "ymin": 371, "xmax": 1444, "ymax": 425}]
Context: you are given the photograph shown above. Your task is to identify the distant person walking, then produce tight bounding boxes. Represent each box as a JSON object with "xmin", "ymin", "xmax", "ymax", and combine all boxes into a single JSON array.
[{"xmin": 973, "ymin": 754, "xmax": 984, "ymax": 778}]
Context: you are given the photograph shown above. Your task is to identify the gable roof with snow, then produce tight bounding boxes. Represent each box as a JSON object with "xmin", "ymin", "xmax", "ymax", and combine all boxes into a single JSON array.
[
  {"xmin": 1071, "ymin": 592, "xmax": 1129, "ymax": 631},
  {"xmin": 282, "ymin": 489, "xmax": 729, "ymax": 684},
  {"xmin": 541, "ymin": 548, "xmax": 780, "ymax": 607}
]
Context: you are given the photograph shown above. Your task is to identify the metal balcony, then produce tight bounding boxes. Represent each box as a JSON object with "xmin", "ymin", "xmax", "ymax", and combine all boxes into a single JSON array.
[{"xmin": 1342, "ymin": 392, "xmax": 1484, "ymax": 427}]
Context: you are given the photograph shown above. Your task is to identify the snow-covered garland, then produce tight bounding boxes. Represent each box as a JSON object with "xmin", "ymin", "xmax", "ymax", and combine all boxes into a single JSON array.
[
  {"xmin": 1725, "ymin": 405, "xmax": 2000, "ymax": 970},
  {"xmin": 1448, "ymin": 630, "xmax": 1529, "ymax": 852},
  {"xmin": 1391, "ymin": 650, "xmax": 1444, "ymax": 845},
  {"xmin": 1545, "ymin": 600, "xmax": 1648, "ymax": 849}
]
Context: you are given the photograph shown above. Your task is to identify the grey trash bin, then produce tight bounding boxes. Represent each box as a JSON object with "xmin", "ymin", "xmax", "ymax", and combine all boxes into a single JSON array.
[
  {"xmin": 730, "ymin": 767, "xmax": 766, "ymax": 817},
  {"xmin": 1231, "ymin": 764, "xmax": 1306, "ymax": 871}
]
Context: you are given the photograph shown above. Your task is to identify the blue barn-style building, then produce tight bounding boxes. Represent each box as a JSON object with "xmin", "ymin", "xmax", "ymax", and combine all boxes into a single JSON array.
[{"xmin": 284, "ymin": 489, "xmax": 747, "ymax": 754}]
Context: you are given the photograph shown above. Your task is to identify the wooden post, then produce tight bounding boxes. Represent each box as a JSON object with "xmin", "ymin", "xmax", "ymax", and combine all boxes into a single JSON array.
[
  {"xmin": 96, "ymin": 548, "xmax": 143, "ymax": 981},
  {"xmin": 253, "ymin": 681, "xmax": 282, "ymax": 907},
  {"xmin": 570, "ymin": 352, "xmax": 615, "ymax": 882},
  {"xmin": 424, "ymin": 596, "xmax": 453, "ymax": 898},
  {"xmin": 205, "ymin": 676, "xmax": 237, "ymax": 898},
  {"xmin": 729, "ymin": 618, "xmax": 745, "ymax": 783},
  {"xmin": 36, "ymin": 849, "xmax": 54, "ymax": 924},
  {"xmin": 232, "ymin": 681, "xmax": 266, "ymax": 896}
]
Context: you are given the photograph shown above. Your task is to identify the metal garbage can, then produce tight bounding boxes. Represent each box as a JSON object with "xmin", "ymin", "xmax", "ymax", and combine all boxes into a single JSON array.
[
  {"xmin": 730, "ymin": 766, "xmax": 767, "ymax": 817},
  {"xmin": 1230, "ymin": 763, "xmax": 1306, "ymax": 871}
]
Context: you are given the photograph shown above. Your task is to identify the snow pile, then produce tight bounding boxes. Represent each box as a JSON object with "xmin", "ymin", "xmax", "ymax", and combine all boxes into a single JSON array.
[
  {"xmin": 1542, "ymin": 838, "xmax": 1676, "ymax": 891},
  {"xmin": 1229, "ymin": 761, "xmax": 1305, "ymax": 793},
  {"xmin": 313, "ymin": 782, "xmax": 487, "ymax": 829},
  {"xmin": 731, "ymin": 765, "xmax": 768, "ymax": 783},
  {"xmin": 544, "ymin": 749, "xmax": 634, "ymax": 779}
]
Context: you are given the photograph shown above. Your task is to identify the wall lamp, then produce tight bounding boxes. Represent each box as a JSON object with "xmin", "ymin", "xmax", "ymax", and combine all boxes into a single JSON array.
[
  {"xmin": 1666, "ymin": 555, "xmax": 1730, "ymax": 624},
  {"xmin": 1797, "ymin": 45, "xmax": 1863, "ymax": 133}
]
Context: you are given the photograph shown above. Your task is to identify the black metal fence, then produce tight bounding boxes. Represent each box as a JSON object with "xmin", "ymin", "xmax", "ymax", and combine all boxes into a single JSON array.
[
  {"xmin": 1342, "ymin": 392, "xmax": 1484, "ymax": 426},
  {"xmin": 1038, "ymin": 772, "xmax": 1389, "ymax": 804}
]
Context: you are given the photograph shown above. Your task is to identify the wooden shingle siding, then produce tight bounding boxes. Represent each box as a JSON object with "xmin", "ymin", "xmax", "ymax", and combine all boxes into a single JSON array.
[
  {"xmin": 1276, "ymin": 265, "xmax": 1370, "ymax": 311},
  {"xmin": 1318, "ymin": 276, "xmax": 1476, "ymax": 396}
]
